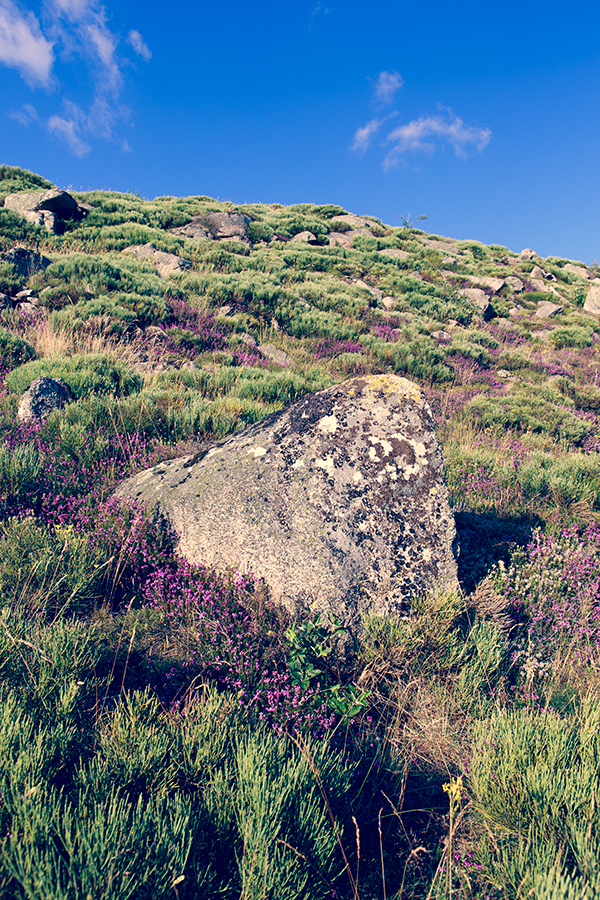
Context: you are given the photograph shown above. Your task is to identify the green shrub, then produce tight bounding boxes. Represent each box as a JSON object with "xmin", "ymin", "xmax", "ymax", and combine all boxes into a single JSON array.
[
  {"xmin": 6, "ymin": 354, "xmax": 142, "ymax": 399},
  {"xmin": 0, "ymin": 326, "xmax": 36, "ymax": 369}
]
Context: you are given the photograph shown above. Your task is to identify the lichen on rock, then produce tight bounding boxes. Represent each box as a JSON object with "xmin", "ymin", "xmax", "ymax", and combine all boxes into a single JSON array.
[{"xmin": 116, "ymin": 374, "xmax": 458, "ymax": 631}]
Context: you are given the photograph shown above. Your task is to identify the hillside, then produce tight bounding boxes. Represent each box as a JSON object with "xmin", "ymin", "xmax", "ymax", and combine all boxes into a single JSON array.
[{"xmin": 1, "ymin": 163, "xmax": 599, "ymax": 899}]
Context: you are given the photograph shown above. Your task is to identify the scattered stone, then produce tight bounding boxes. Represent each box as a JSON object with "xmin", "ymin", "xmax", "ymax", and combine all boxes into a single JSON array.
[
  {"xmin": 172, "ymin": 211, "xmax": 251, "ymax": 243},
  {"xmin": 237, "ymin": 332, "xmax": 258, "ymax": 348},
  {"xmin": 217, "ymin": 305, "xmax": 234, "ymax": 317},
  {"xmin": 535, "ymin": 301, "xmax": 563, "ymax": 318},
  {"xmin": 518, "ymin": 248, "xmax": 540, "ymax": 260},
  {"xmin": 529, "ymin": 278, "xmax": 560, "ymax": 296},
  {"xmin": 584, "ymin": 284, "xmax": 600, "ymax": 317},
  {"xmin": 258, "ymin": 343, "xmax": 293, "ymax": 366},
  {"xmin": 330, "ymin": 214, "xmax": 369, "ymax": 229},
  {"xmin": 382, "ymin": 297, "xmax": 396, "ymax": 310},
  {"xmin": 3, "ymin": 190, "xmax": 87, "ymax": 233},
  {"xmin": 15, "ymin": 289, "xmax": 33, "ymax": 299},
  {"xmin": 290, "ymin": 231, "xmax": 317, "ymax": 243},
  {"xmin": 432, "ymin": 330, "xmax": 452, "ymax": 341},
  {"xmin": 564, "ymin": 263, "xmax": 591, "ymax": 280},
  {"xmin": 530, "ymin": 265, "xmax": 545, "ymax": 279},
  {"xmin": 122, "ymin": 243, "xmax": 192, "ymax": 278},
  {"xmin": 459, "ymin": 288, "xmax": 492, "ymax": 317},
  {"xmin": 408, "ymin": 271, "xmax": 423, "ymax": 281},
  {"xmin": 378, "ymin": 248, "xmax": 409, "ymax": 260},
  {"xmin": 441, "ymin": 256, "xmax": 457, "ymax": 266},
  {"xmin": 328, "ymin": 232, "xmax": 354, "ymax": 248},
  {"xmin": 353, "ymin": 279, "xmax": 383, "ymax": 300},
  {"xmin": 0, "ymin": 247, "xmax": 52, "ymax": 279},
  {"xmin": 497, "ymin": 369, "xmax": 512, "ymax": 378},
  {"xmin": 17, "ymin": 302, "xmax": 38, "ymax": 315},
  {"xmin": 17, "ymin": 377, "xmax": 71, "ymax": 422},
  {"xmin": 421, "ymin": 238, "xmax": 457, "ymax": 253},
  {"xmin": 508, "ymin": 307, "xmax": 521, "ymax": 317},
  {"xmin": 297, "ymin": 299, "xmax": 311, "ymax": 309},
  {"xmin": 115, "ymin": 375, "xmax": 458, "ymax": 631},
  {"xmin": 505, "ymin": 275, "xmax": 524, "ymax": 292},
  {"xmin": 457, "ymin": 274, "xmax": 505, "ymax": 293}
]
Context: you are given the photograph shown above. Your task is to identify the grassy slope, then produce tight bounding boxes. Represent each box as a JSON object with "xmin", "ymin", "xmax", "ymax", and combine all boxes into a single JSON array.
[{"xmin": 0, "ymin": 164, "xmax": 600, "ymax": 899}]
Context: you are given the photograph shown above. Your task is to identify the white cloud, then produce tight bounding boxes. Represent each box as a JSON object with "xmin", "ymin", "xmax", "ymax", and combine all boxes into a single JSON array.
[
  {"xmin": 374, "ymin": 70, "xmax": 403, "ymax": 105},
  {"xmin": 48, "ymin": 111, "xmax": 91, "ymax": 156},
  {"xmin": 10, "ymin": 101, "xmax": 39, "ymax": 125},
  {"xmin": 0, "ymin": 0, "xmax": 54, "ymax": 86},
  {"xmin": 384, "ymin": 108, "xmax": 491, "ymax": 168},
  {"xmin": 127, "ymin": 28, "xmax": 151, "ymax": 61},
  {"xmin": 351, "ymin": 118, "xmax": 384, "ymax": 155}
]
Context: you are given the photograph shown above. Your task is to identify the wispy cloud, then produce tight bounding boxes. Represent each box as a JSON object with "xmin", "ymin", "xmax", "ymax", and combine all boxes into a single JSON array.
[
  {"xmin": 373, "ymin": 70, "xmax": 403, "ymax": 105},
  {"xmin": 5, "ymin": 0, "xmax": 152, "ymax": 154},
  {"xmin": 0, "ymin": 0, "xmax": 54, "ymax": 86},
  {"xmin": 351, "ymin": 72, "xmax": 491, "ymax": 168},
  {"xmin": 127, "ymin": 29, "xmax": 151, "ymax": 62},
  {"xmin": 10, "ymin": 101, "xmax": 39, "ymax": 125},
  {"xmin": 351, "ymin": 117, "xmax": 384, "ymax": 156},
  {"xmin": 384, "ymin": 108, "xmax": 491, "ymax": 167}
]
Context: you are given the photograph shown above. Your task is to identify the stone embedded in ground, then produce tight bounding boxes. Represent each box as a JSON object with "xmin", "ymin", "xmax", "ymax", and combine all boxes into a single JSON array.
[
  {"xmin": 171, "ymin": 211, "xmax": 251, "ymax": 243},
  {"xmin": 257, "ymin": 342, "xmax": 292, "ymax": 366},
  {"xmin": 564, "ymin": 263, "xmax": 590, "ymax": 280},
  {"xmin": 353, "ymin": 279, "xmax": 383, "ymax": 300},
  {"xmin": 330, "ymin": 213, "xmax": 368, "ymax": 229},
  {"xmin": 536, "ymin": 301, "xmax": 563, "ymax": 318},
  {"xmin": 378, "ymin": 248, "xmax": 409, "ymax": 260},
  {"xmin": 382, "ymin": 296, "xmax": 396, "ymax": 310},
  {"xmin": 459, "ymin": 287, "xmax": 493, "ymax": 317},
  {"xmin": 122, "ymin": 243, "xmax": 192, "ymax": 278},
  {"xmin": 528, "ymin": 277, "xmax": 561, "ymax": 296},
  {"xmin": 3, "ymin": 190, "xmax": 87, "ymax": 233},
  {"xmin": 458, "ymin": 273, "xmax": 505, "ymax": 293},
  {"xmin": 17, "ymin": 377, "xmax": 71, "ymax": 422},
  {"xmin": 290, "ymin": 231, "xmax": 317, "ymax": 243},
  {"xmin": 0, "ymin": 247, "xmax": 52, "ymax": 279},
  {"xmin": 505, "ymin": 275, "xmax": 524, "ymax": 292},
  {"xmin": 116, "ymin": 374, "xmax": 458, "ymax": 631},
  {"xmin": 584, "ymin": 284, "xmax": 600, "ymax": 316},
  {"xmin": 518, "ymin": 248, "xmax": 540, "ymax": 260},
  {"xmin": 328, "ymin": 232, "xmax": 354, "ymax": 248}
]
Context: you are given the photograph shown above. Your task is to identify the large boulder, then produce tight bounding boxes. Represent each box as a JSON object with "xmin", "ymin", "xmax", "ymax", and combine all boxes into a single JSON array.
[
  {"xmin": 3, "ymin": 190, "xmax": 87, "ymax": 233},
  {"xmin": 17, "ymin": 377, "xmax": 71, "ymax": 421},
  {"xmin": 116, "ymin": 375, "xmax": 458, "ymax": 630}
]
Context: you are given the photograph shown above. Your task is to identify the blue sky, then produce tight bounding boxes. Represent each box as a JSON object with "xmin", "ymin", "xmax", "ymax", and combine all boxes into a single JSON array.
[{"xmin": 1, "ymin": 0, "xmax": 599, "ymax": 263}]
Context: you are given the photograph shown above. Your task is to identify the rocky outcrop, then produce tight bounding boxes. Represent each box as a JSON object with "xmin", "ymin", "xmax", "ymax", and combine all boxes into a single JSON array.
[
  {"xmin": 584, "ymin": 284, "xmax": 600, "ymax": 317},
  {"xmin": 3, "ymin": 190, "xmax": 88, "ymax": 233},
  {"xmin": 116, "ymin": 375, "xmax": 458, "ymax": 631},
  {"xmin": 17, "ymin": 377, "xmax": 71, "ymax": 421},
  {"xmin": 0, "ymin": 247, "xmax": 52, "ymax": 279},
  {"xmin": 121, "ymin": 243, "xmax": 192, "ymax": 278},
  {"xmin": 172, "ymin": 211, "xmax": 251, "ymax": 244}
]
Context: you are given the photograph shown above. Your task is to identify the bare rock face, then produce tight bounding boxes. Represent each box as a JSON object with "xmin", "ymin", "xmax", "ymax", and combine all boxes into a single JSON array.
[
  {"xmin": 3, "ymin": 190, "xmax": 87, "ymax": 233},
  {"xmin": 584, "ymin": 284, "xmax": 600, "ymax": 317},
  {"xmin": 17, "ymin": 377, "xmax": 71, "ymax": 421},
  {"xmin": 116, "ymin": 375, "xmax": 458, "ymax": 631}
]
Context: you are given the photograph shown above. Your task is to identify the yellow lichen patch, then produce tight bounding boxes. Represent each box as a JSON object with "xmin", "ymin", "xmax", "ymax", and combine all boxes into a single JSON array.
[{"xmin": 347, "ymin": 374, "xmax": 424, "ymax": 405}]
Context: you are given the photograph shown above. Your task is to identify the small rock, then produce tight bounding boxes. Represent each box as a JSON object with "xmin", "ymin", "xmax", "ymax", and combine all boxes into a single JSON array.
[
  {"xmin": 441, "ymin": 256, "xmax": 457, "ymax": 266},
  {"xmin": 328, "ymin": 232, "xmax": 354, "ymax": 248},
  {"xmin": 330, "ymin": 213, "xmax": 369, "ymax": 229},
  {"xmin": 297, "ymin": 299, "xmax": 311, "ymax": 309},
  {"xmin": 535, "ymin": 301, "xmax": 563, "ymax": 319},
  {"xmin": 290, "ymin": 231, "xmax": 317, "ymax": 243},
  {"xmin": 459, "ymin": 288, "xmax": 492, "ymax": 316},
  {"xmin": 258, "ymin": 343, "xmax": 293, "ymax": 366},
  {"xmin": 529, "ymin": 278, "xmax": 560, "ymax": 296},
  {"xmin": 17, "ymin": 302, "xmax": 38, "ymax": 314},
  {"xmin": 0, "ymin": 247, "xmax": 52, "ymax": 279},
  {"xmin": 15, "ymin": 289, "xmax": 33, "ymax": 299},
  {"xmin": 4, "ymin": 189, "xmax": 87, "ymax": 234},
  {"xmin": 519, "ymin": 248, "xmax": 540, "ymax": 260},
  {"xmin": 432, "ymin": 330, "xmax": 452, "ymax": 341},
  {"xmin": 584, "ymin": 285, "xmax": 600, "ymax": 317},
  {"xmin": 508, "ymin": 307, "xmax": 521, "ymax": 317},
  {"xmin": 354, "ymin": 279, "xmax": 383, "ymax": 300},
  {"xmin": 497, "ymin": 369, "xmax": 512, "ymax": 378},
  {"xmin": 237, "ymin": 332, "xmax": 257, "ymax": 348},
  {"xmin": 378, "ymin": 247, "xmax": 409, "ymax": 260},
  {"xmin": 530, "ymin": 265, "xmax": 545, "ymax": 279},
  {"xmin": 17, "ymin": 377, "xmax": 71, "ymax": 422},
  {"xmin": 122, "ymin": 243, "xmax": 192, "ymax": 278},
  {"xmin": 505, "ymin": 275, "xmax": 524, "ymax": 292},
  {"xmin": 217, "ymin": 305, "xmax": 234, "ymax": 317},
  {"xmin": 564, "ymin": 263, "xmax": 590, "ymax": 280},
  {"xmin": 382, "ymin": 297, "xmax": 396, "ymax": 310}
]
